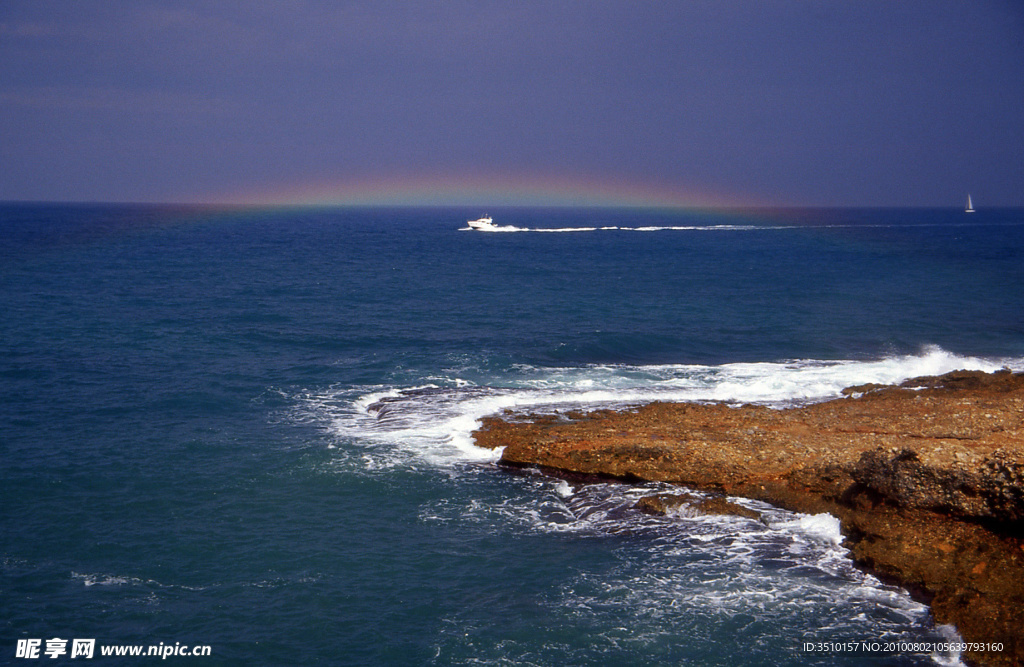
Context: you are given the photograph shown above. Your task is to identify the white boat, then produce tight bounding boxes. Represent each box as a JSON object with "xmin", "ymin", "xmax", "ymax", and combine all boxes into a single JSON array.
[
  {"xmin": 965, "ymin": 194, "xmax": 975, "ymax": 213},
  {"xmin": 467, "ymin": 215, "xmax": 496, "ymax": 230}
]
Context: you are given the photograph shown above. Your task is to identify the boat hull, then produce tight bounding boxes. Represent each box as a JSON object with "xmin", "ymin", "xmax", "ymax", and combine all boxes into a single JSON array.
[{"xmin": 467, "ymin": 216, "xmax": 495, "ymax": 230}]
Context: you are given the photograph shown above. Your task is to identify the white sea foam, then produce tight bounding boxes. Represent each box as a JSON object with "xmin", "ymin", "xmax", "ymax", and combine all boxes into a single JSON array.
[
  {"xmin": 459, "ymin": 220, "xmax": 1012, "ymax": 234},
  {"xmin": 932, "ymin": 624, "xmax": 967, "ymax": 666},
  {"xmin": 71, "ymin": 570, "xmax": 319, "ymax": 592},
  {"xmin": 554, "ymin": 480, "xmax": 574, "ymax": 497},
  {"xmin": 292, "ymin": 349, "xmax": 1004, "ymax": 665},
  {"xmin": 781, "ymin": 513, "xmax": 843, "ymax": 546},
  {"xmin": 71, "ymin": 571, "xmax": 212, "ymax": 592},
  {"xmin": 295, "ymin": 345, "xmax": 1021, "ymax": 472},
  {"xmin": 73, "ymin": 572, "xmax": 140, "ymax": 587},
  {"xmin": 423, "ymin": 476, "xmax": 961, "ymax": 663},
  {"xmin": 461, "ymin": 224, "xmax": 784, "ymax": 233}
]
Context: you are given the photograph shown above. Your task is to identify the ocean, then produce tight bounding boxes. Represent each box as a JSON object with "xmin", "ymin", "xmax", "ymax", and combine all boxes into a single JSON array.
[{"xmin": 3, "ymin": 204, "xmax": 1023, "ymax": 665}]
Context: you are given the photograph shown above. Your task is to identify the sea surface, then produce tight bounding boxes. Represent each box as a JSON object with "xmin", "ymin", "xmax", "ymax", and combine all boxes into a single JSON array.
[{"xmin": 3, "ymin": 204, "xmax": 1024, "ymax": 665}]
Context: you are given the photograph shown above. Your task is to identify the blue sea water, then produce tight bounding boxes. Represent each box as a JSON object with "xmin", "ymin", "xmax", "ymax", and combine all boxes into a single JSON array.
[{"xmin": 2, "ymin": 204, "xmax": 1024, "ymax": 665}]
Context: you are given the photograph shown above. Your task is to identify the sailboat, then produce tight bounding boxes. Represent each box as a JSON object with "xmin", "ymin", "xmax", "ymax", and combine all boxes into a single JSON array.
[{"xmin": 965, "ymin": 194, "xmax": 975, "ymax": 213}]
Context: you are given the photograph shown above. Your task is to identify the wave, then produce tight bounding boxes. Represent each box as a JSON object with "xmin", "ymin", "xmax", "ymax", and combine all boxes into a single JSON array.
[
  {"xmin": 294, "ymin": 345, "xmax": 1021, "ymax": 471},
  {"xmin": 70, "ymin": 570, "xmax": 320, "ymax": 591},
  {"xmin": 420, "ymin": 475, "xmax": 964, "ymax": 665},
  {"xmin": 290, "ymin": 347, "xmax": 986, "ymax": 664}
]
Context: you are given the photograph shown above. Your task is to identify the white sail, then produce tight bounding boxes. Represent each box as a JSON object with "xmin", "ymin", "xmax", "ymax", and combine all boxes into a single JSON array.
[{"xmin": 965, "ymin": 194, "xmax": 975, "ymax": 213}]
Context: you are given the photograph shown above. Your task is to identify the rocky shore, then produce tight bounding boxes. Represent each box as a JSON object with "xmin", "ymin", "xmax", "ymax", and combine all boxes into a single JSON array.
[{"xmin": 473, "ymin": 370, "xmax": 1024, "ymax": 666}]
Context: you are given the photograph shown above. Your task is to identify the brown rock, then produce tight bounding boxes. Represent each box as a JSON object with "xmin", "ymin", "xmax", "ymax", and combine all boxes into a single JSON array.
[
  {"xmin": 634, "ymin": 492, "xmax": 696, "ymax": 515},
  {"xmin": 692, "ymin": 496, "xmax": 761, "ymax": 520},
  {"xmin": 634, "ymin": 492, "xmax": 761, "ymax": 520},
  {"xmin": 473, "ymin": 370, "xmax": 1024, "ymax": 667}
]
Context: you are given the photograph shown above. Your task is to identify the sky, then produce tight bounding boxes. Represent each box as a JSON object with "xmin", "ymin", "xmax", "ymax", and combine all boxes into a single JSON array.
[{"xmin": 1, "ymin": 0, "xmax": 1023, "ymax": 208}]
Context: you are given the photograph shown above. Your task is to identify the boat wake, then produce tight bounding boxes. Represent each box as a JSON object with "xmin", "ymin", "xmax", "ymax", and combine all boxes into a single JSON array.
[{"xmin": 461, "ymin": 223, "xmax": 775, "ymax": 233}]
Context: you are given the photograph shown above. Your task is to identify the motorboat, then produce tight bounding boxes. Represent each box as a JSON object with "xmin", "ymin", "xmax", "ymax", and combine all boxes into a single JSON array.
[{"xmin": 467, "ymin": 215, "xmax": 496, "ymax": 230}]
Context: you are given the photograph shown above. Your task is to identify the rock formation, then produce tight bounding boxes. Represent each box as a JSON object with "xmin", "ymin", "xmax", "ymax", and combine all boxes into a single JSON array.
[{"xmin": 473, "ymin": 370, "xmax": 1024, "ymax": 666}]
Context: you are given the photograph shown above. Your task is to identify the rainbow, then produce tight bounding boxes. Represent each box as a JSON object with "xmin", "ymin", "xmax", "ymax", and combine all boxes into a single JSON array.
[{"xmin": 207, "ymin": 171, "xmax": 779, "ymax": 211}]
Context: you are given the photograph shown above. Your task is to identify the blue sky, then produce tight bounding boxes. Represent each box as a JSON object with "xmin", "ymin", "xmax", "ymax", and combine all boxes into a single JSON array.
[{"xmin": 1, "ymin": 1, "xmax": 1022, "ymax": 207}]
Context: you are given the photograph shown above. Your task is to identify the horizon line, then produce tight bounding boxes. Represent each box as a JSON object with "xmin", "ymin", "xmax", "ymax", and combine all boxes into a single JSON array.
[{"xmin": 1, "ymin": 198, "xmax": 1015, "ymax": 211}]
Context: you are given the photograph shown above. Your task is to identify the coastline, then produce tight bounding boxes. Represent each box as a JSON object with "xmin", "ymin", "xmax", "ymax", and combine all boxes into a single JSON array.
[{"xmin": 473, "ymin": 370, "xmax": 1024, "ymax": 666}]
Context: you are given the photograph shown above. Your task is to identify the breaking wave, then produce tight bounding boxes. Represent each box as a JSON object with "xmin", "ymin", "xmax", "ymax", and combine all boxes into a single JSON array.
[
  {"xmin": 294, "ymin": 345, "xmax": 1018, "ymax": 471},
  {"xmin": 419, "ymin": 474, "xmax": 965, "ymax": 665},
  {"xmin": 282, "ymin": 345, "xmax": 998, "ymax": 665}
]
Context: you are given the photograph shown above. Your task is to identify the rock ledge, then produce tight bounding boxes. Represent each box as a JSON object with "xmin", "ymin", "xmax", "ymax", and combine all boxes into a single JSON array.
[{"xmin": 473, "ymin": 370, "xmax": 1024, "ymax": 666}]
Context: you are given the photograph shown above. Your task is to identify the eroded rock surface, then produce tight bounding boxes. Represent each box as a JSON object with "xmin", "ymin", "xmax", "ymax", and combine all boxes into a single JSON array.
[{"xmin": 473, "ymin": 370, "xmax": 1024, "ymax": 666}]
